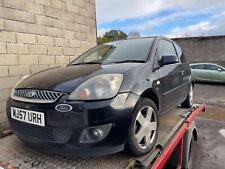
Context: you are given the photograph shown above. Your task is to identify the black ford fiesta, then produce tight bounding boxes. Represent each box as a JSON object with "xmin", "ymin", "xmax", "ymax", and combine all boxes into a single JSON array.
[{"xmin": 6, "ymin": 36, "xmax": 193, "ymax": 157}]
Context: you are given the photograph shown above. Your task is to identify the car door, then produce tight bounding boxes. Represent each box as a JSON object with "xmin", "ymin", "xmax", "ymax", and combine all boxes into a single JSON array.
[
  {"xmin": 174, "ymin": 42, "xmax": 191, "ymax": 101},
  {"xmin": 205, "ymin": 64, "xmax": 225, "ymax": 82},
  {"xmin": 154, "ymin": 39, "xmax": 182, "ymax": 112},
  {"xmin": 191, "ymin": 64, "xmax": 207, "ymax": 81}
]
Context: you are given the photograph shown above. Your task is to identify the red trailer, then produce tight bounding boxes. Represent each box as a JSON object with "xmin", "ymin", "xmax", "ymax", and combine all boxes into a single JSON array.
[
  {"xmin": 151, "ymin": 104, "xmax": 205, "ymax": 169},
  {"xmin": 127, "ymin": 104, "xmax": 205, "ymax": 169}
]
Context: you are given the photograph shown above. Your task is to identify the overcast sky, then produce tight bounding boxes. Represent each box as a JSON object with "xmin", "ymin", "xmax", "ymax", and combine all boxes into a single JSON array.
[{"xmin": 96, "ymin": 0, "xmax": 225, "ymax": 38}]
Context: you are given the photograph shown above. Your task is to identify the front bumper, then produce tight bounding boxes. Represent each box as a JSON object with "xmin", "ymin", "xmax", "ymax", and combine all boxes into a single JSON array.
[{"xmin": 6, "ymin": 92, "xmax": 139, "ymax": 157}]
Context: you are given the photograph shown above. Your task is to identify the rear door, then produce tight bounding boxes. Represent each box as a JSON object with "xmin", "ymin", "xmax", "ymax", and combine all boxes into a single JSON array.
[
  {"xmin": 205, "ymin": 64, "xmax": 225, "ymax": 82},
  {"xmin": 191, "ymin": 64, "xmax": 207, "ymax": 81},
  {"xmin": 154, "ymin": 39, "xmax": 182, "ymax": 112}
]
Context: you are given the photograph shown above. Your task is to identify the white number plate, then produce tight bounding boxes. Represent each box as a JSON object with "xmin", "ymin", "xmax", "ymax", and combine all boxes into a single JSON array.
[{"xmin": 11, "ymin": 107, "xmax": 45, "ymax": 127}]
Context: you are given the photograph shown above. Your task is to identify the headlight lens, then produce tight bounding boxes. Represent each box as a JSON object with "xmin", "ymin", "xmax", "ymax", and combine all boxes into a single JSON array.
[{"xmin": 68, "ymin": 74, "xmax": 123, "ymax": 100}]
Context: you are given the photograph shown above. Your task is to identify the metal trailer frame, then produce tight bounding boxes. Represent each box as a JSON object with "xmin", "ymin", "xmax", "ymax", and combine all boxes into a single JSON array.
[{"xmin": 150, "ymin": 104, "xmax": 205, "ymax": 169}]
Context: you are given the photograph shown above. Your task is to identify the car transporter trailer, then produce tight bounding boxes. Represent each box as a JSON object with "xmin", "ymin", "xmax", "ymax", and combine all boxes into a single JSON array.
[{"xmin": 0, "ymin": 104, "xmax": 205, "ymax": 169}]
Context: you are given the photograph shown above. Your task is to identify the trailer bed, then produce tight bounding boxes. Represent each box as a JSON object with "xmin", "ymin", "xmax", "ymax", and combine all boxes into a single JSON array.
[{"xmin": 0, "ymin": 105, "xmax": 202, "ymax": 169}]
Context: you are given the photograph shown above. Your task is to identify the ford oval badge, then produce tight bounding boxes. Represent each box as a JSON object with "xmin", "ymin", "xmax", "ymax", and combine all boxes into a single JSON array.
[{"xmin": 55, "ymin": 104, "xmax": 73, "ymax": 112}]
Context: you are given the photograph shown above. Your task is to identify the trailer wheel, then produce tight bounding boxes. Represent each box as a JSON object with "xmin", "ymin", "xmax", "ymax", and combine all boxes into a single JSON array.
[
  {"xmin": 181, "ymin": 85, "xmax": 193, "ymax": 108},
  {"xmin": 183, "ymin": 137, "xmax": 194, "ymax": 169},
  {"xmin": 126, "ymin": 98, "xmax": 159, "ymax": 157}
]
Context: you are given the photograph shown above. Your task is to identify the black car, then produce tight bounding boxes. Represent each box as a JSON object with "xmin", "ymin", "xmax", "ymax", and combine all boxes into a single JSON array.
[{"xmin": 6, "ymin": 36, "xmax": 193, "ymax": 157}]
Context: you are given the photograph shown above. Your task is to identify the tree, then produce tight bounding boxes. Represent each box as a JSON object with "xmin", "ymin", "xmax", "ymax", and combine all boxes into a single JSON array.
[
  {"xmin": 97, "ymin": 36, "xmax": 110, "ymax": 45},
  {"xmin": 97, "ymin": 29, "xmax": 128, "ymax": 44},
  {"xmin": 128, "ymin": 31, "xmax": 141, "ymax": 39}
]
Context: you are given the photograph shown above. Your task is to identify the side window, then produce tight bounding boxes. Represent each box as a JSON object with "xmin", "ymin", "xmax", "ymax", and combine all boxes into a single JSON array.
[
  {"xmin": 157, "ymin": 40, "xmax": 177, "ymax": 60},
  {"xmin": 190, "ymin": 65, "xmax": 195, "ymax": 69},
  {"xmin": 192, "ymin": 64, "xmax": 205, "ymax": 69},
  {"xmin": 205, "ymin": 64, "xmax": 220, "ymax": 70},
  {"xmin": 174, "ymin": 42, "xmax": 187, "ymax": 63}
]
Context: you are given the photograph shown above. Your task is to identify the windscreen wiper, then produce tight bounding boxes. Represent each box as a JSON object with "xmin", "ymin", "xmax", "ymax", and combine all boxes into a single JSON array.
[
  {"xmin": 106, "ymin": 60, "xmax": 146, "ymax": 64},
  {"xmin": 70, "ymin": 62, "xmax": 101, "ymax": 65}
]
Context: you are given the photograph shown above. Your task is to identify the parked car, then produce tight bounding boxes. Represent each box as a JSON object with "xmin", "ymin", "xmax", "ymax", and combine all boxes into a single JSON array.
[
  {"xmin": 7, "ymin": 36, "xmax": 193, "ymax": 157},
  {"xmin": 190, "ymin": 63, "xmax": 225, "ymax": 83}
]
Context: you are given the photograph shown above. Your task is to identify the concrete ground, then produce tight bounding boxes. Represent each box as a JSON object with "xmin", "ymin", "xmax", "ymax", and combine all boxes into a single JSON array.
[{"xmin": 0, "ymin": 83, "xmax": 224, "ymax": 169}]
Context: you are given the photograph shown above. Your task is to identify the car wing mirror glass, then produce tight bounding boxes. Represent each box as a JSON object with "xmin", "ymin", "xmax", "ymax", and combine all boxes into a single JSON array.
[{"xmin": 160, "ymin": 55, "xmax": 179, "ymax": 66}]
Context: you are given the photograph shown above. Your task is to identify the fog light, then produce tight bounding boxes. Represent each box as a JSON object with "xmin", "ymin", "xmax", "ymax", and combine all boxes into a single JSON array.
[
  {"xmin": 79, "ymin": 123, "xmax": 112, "ymax": 144},
  {"xmin": 90, "ymin": 128, "xmax": 103, "ymax": 138}
]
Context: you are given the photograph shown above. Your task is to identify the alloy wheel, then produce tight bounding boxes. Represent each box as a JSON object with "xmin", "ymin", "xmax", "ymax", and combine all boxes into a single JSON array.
[{"xmin": 134, "ymin": 106, "xmax": 157, "ymax": 149}]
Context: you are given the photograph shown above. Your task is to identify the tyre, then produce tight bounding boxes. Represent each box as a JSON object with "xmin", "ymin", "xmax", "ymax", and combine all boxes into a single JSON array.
[
  {"xmin": 181, "ymin": 85, "xmax": 194, "ymax": 108},
  {"xmin": 183, "ymin": 137, "xmax": 195, "ymax": 169},
  {"xmin": 126, "ymin": 98, "xmax": 159, "ymax": 157}
]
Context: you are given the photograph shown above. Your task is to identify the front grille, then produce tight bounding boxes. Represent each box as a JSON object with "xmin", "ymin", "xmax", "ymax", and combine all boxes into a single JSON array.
[
  {"xmin": 11, "ymin": 89, "xmax": 64, "ymax": 103},
  {"xmin": 11, "ymin": 120, "xmax": 73, "ymax": 144}
]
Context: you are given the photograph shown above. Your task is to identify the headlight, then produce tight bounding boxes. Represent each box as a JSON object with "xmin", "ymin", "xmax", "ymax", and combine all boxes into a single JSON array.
[{"xmin": 67, "ymin": 74, "xmax": 123, "ymax": 100}]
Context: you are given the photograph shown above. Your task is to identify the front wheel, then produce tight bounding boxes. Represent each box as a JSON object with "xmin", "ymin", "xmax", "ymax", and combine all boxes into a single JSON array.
[
  {"xmin": 181, "ymin": 85, "xmax": 194, "ymax": 108},
  {"xmin": 126, "ymin": 98, "xmax": 159, "ymax": 156}
]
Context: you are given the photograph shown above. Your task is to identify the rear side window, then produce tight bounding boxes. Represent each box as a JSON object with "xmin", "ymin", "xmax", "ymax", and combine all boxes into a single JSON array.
[
  {"xmin": 157, "ymin": 40, "xmax": 177, "ymax": 59},
  {"xmin": 191, "ymin": 64, "xmax": 205, "ymax": 69},
  {"xmin": 205, "ymin": 64, "xmax": 220, "ymax": 70},
  {"xmin": 174, "ymin": 43, "xmax": 187, "ymax": 63}
]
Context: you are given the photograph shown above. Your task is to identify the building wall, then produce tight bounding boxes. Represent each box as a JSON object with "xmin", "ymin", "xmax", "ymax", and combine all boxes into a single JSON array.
[
  {"xmin": 173, "ymin": 36, "xmax": 225, "ymax": 63},
  {"xmin": 0, "ymin": 0, "xmax": 97, "ymax": 124}
]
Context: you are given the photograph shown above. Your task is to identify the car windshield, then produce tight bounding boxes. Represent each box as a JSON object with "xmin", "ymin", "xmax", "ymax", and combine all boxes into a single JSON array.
[{"xmin": 69, "ymin": 38, "xmax": 154, "ymax": 65}]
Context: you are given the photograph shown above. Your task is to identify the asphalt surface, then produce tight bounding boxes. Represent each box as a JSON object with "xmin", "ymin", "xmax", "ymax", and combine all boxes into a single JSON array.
[
  {"xmin": 194, "ymin": 83, "xmax": 225, "ymax": 106},
  {"xmin": 193, "ymin": 117, "xmax": 225, "ymax": 169},
  {"xmin": 192, "ymin": 83, "xmax": 225, "ymax": 169}
]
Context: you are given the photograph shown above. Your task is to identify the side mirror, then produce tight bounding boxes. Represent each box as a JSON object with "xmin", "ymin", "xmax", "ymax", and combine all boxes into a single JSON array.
[
  {"xmin": 160, "ymin": 55, "xmax": 179, "ymax": 66},
  {"xmin": 218, "ymin": 68, "xmax": 223, "ymax": 72}
]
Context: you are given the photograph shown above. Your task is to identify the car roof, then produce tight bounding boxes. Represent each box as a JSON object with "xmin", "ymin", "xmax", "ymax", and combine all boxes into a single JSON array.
[
  {"xmin": 105, "ymin": 35, "xmax": 174, "ymax": 44},
  {"xmin": 106, "ymin": 37, "xmax": 156, "ymax": 44},
  {"xmin": 190, "ymin": 63, "xmax": 219, "ymax": 66},
  {"xmin": 190, "ymin": 63, "xmax": 225, "ymax": 68}
]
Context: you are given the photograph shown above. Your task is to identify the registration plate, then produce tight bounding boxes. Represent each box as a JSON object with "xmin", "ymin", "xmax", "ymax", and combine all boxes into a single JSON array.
[{"xmin": 11, "ymin": 107, "xmax": 45, "ymax": 127}]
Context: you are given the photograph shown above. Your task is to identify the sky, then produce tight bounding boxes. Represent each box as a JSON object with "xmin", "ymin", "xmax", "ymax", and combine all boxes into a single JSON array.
[{"xmin": 96, "ymin": 0, "xmax": 225, "ymax": 38}]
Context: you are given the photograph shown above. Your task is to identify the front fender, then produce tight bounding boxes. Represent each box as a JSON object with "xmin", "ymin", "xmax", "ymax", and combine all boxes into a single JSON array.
[
  {"xmin": 129, "ymin": 77, "xmax": 162, "ymax": 112},
  {"xmin": 131, "ymin": 79, "xmax": 151, "ymax": 96}
]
